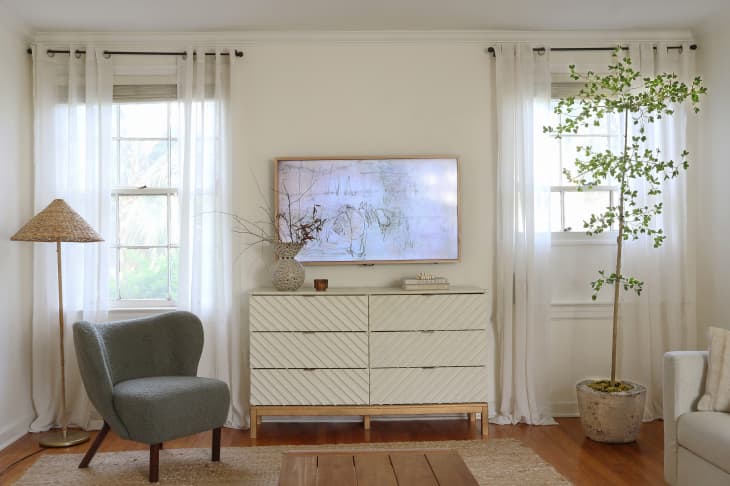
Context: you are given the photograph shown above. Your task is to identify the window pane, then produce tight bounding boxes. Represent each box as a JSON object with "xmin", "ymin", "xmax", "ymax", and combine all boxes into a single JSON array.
[
  {"xmin": 119, "ymin": 102, "xmax": 168, "ymax": 138},
  {"xmin": 551, "ymin": 192, "xmax": 563, "ymax": 232},
  {"xmin": 112, "ymin": 104, "xmax": 119, "ymax": 137},
  {"xmin": 170, "ymin": 101, "xmax": 180, "ymax": 139},
  {"xmin": 118, "ymin": 195, "xmax": 167, "ymax": 245},
  {"xmin": 112, "ymin": 140, "xmax": 120, "ymax": 185},
  {"xmin": 170, "ymin": 140, "xmax": 180, "ymax": 189},
  {"xmin": 564, "ymin": 191, "xmax": 611, "ymax": 232},
  {"xmin": 169, "ymin": 248, "xmax": 179, "ymax": 302},
  {"xmin": 170, "ymin": 194, "xmax": 179, "ymax": 246},
  {"xmin": 118, "ymin": 248, "xmax": 169, "ymax": 300},
  {"xmin": 110, "ymin": 195, "xmax": 119, "ymax": 244},
  {"xmin": 109, "ymin": 247, "xmax": 119, "ymax": 301},
  {"xmin": 119, "ymin": 140, "xmax": 169, "ymax": 188}
]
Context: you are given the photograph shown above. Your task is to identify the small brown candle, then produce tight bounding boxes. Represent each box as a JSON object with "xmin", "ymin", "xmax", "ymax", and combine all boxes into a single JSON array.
[{"xmin": 314, "ymin": 279, "xmax": 328, "ymax": 291}]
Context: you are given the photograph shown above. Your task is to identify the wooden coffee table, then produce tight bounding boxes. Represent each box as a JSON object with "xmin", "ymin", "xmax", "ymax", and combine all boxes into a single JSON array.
[{"xmin": 279, "ymin": 449, "xmax": 479, "ymax": 486}]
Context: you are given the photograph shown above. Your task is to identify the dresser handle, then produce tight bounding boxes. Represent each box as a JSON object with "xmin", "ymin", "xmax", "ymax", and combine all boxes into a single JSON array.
[
  {"xmin": 421, "ymin": 366, "xmax": 436, "ymax": 370},
  {"xmin": 302, "ymin": 368, "xmax": 317, "ymax": 372}
]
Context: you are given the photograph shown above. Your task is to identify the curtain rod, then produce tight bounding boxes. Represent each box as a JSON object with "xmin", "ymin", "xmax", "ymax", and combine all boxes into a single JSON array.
[
  {"xmin": 486, "ymin": 44, "xmax": 697, "ymax": 56},
  {"xmin": 26, "ymin": 48, "xmax": 244, "ymax": 58}
]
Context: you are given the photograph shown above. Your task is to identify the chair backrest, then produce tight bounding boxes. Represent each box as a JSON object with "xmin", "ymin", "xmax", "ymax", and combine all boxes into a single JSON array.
[
  {"xmin": 95, "ymin": 311, "xmax": 204, "ymax": 383},
  {"xmin": 73, "ymin": 311, "xmax": 204, "ymax": 438}
]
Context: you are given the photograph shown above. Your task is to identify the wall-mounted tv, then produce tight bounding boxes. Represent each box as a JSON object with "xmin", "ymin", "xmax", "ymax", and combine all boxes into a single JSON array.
[{"xmin": 275, "ymin": 156, "xmax": 460, "ymax": 264}]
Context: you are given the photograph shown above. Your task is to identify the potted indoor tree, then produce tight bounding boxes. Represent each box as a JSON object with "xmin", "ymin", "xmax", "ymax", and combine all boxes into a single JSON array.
[{"xmin": 544, "ymin": 49, "xmax": 706, "ymax": 443}]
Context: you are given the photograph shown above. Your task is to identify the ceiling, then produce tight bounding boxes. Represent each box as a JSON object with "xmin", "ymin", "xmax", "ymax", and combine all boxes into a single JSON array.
[{"xmin": 2, "ymin": 0, "xmax": 728, "ymax": 32}]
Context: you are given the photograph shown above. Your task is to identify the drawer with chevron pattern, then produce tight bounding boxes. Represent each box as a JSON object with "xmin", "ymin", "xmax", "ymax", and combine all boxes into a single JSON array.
[
  {"xmin": 251, "ymin": 332, "xmax": 368, "ymax": 369},
  {"xmin": 251, "ymin": 369, "xmax": 369, "ymax": 405},
  {"xmin": 370, "ymin": 367, "xmax": 488, "ymax": 404},
  {"xmin": 370, "ymin": 330, "xmax": 488, "ymax": 368},
  {"xmin": 369, "ymin": 294, "xmax": 488, "ymax": 331},
  {"xmin": 249, "ymin": 295, "xmax": 368, "ymax": 332}
]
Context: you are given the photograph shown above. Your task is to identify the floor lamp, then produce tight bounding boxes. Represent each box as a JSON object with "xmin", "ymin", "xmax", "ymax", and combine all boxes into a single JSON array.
[{"xmin": 12, "ymin": 199, "xmax": 103, "ymax": 448}]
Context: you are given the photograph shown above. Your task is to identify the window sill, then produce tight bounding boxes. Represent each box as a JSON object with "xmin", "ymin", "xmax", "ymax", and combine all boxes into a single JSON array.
[
  {"xmin": 109, "ymin": 306, "xmax": 176, "ymax": 318},
  {"xmin": 551, "ymin": 231, "xmax": 617, "ymax": 246}
]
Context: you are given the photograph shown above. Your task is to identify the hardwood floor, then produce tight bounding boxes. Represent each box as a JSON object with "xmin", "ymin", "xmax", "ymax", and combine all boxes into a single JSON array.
[{"xmin": 0, "ymin": 417, "xmax": 665, "ymax": 485}]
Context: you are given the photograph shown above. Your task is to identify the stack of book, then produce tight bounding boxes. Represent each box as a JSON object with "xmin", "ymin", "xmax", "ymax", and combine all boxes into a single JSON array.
[{"xmin": 402, "ymin": 277, "xmax": 450, "ymax": 291}]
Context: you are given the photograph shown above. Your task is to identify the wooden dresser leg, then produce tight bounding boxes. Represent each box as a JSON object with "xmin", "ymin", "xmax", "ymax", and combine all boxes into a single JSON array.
[
  {"xmin": 250, "ymin": 407, "xmax": 258, "ymax": 439},
  {"xmin": 363, "ymin": 415, "xmax": 371, "ymax": 430},
  {"xmin": 481, "ymin": 404, "xmax": 489, "ymax": 437}
]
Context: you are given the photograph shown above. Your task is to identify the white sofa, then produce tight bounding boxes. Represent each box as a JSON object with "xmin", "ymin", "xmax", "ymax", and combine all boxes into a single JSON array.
[{"xmin": 664, "ymin": 351, "xmax": 730, "ymax": 485}]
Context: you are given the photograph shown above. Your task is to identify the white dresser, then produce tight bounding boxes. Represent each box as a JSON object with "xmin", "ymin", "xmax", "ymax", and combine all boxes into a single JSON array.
[{"xmin": 249, "ymin": 287, "xmax": 489, "ymax": 438}]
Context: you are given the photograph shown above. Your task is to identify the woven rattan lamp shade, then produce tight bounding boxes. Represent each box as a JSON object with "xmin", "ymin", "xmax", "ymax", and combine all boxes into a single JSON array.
[{"xmin": 11, "ymin": 199, "xmax": 103, "ymax": 242}]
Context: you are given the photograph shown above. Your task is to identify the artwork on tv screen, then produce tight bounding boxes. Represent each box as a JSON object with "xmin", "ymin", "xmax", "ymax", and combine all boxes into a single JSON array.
[{"xmin": 275, "ymin": 156, "xmax": 460, "ymax": 264}]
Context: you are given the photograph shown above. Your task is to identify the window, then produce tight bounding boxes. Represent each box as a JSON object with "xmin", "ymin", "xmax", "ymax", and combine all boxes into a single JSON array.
[
  {"xmin": 110, "ymin": 97, "xmax": 180, "ymax": 306},
  {"xmin": 549, "ymin": 88, "xmax": 622, "ymax": 233}
]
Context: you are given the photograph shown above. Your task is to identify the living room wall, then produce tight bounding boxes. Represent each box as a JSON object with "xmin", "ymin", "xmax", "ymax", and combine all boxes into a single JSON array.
[
  {"xmin": 0, "ymin": 9, "xmax": 34, "ymax": 449},
  {"xmin": 230, "ymin": 42, "xmax": 498, "ymax": 403}
]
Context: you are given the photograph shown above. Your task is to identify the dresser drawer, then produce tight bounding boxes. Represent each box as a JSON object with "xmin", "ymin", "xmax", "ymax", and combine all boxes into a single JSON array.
[
  {"xmin": 370, "ymin": 294, "xmax": 487, "ymax": 331},
  {"xmin": 251, "ymin": 369, "xmax": 369, "ymax": 405},
  {"xmin": 250, "ymin": 295, "xmax": 368, "ymax": 332},
  {"xmin": 370, "ymin": 367, "xmax": 488, "ymax": 404},
  {"xmin": 251, "ymin": 332, "xmax": 368, "ymax": 369},
  {"xmin": 370, "ymin": 330, "xmax": 487, "ymax": 368}
]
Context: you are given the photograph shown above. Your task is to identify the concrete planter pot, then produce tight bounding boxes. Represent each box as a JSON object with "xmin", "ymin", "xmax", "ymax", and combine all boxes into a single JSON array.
[{"xmin": 576, "ymin": 379, "xmax": 647, "ymax": 443}]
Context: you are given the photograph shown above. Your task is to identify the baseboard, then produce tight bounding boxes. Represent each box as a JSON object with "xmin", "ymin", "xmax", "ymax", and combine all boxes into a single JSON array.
[
  {"xmin": 551, "ymin": 401, "xmax": 580, "ymax": 417},
  {"xmin": 0, "ymin": 412, "xmax": 34, "ymax": 451}
]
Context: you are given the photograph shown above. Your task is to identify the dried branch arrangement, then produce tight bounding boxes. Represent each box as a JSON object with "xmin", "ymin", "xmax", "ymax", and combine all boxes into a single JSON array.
[{"xmin": 232, "ymin": 183, "xmax": 325, "ymax": 247}]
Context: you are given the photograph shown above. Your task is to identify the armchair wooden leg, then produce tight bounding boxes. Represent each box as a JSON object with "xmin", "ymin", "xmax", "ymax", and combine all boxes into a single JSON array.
[
  {"xmin": 149, "ymin": 443, "xmax": 161, "ymax": 482},
  {"xmin": 79, "ymin": 422, "xmax": 110, "ymax": 468},
  {"xmin": 212, "ymin": 427, "xmax": 221, "ymax": 462}
]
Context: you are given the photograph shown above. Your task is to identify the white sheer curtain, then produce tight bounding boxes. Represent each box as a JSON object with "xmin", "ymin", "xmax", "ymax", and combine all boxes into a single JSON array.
[
  {"xmin": 618, "ymin": 43, "xmax": 698, "ymax": 420},
  {"xmin": 30, "ymin": 45, "xmax": 113, "ymax": 431},
  {"xmin": 492, "ymin": 44, "xmax": 556, "ymax": 425},
  {"xmin": 177, "ymin": 48, "xmax": 247, "ymax": 429}
]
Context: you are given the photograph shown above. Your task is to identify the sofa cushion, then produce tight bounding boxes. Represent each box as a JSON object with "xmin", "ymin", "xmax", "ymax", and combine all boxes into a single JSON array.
[
  {"xmin": 677, "ymin": 411, "xmax": 730, "ymax": 474},
  {"xmin": 113, "ymin": 376, "xmax": 229, "ymax": 444},
  {"xmin": 698, "ymin": 327, "xmax": 730, "ymax": 412}
]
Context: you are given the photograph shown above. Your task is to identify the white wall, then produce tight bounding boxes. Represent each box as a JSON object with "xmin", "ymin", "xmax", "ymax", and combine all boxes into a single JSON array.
[
  {"xmin": 0, "ymin": 10, "xmax": 34, "ymax": 449},
  {"xmin": 231, "ymin": 43, "xmax": 497, "ymax": 404},
  {"xmin": 696, "ymin": 12, "xmax": 730, "ymax": 339}
]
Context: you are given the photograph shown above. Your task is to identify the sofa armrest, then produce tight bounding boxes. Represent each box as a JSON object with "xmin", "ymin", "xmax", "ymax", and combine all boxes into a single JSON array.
[{"xmin": 663, "ymin": 350, "xmax": 708, "ymax": 485}]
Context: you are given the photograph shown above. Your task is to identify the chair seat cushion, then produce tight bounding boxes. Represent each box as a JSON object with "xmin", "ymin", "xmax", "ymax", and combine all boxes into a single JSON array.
[
  {"xmin": 677, "ymin": 411, "xmax": 730, "ymax": 474},
  {"xmin": 113, "ymin": 376, "xmax": 229, "ymax": 444}
]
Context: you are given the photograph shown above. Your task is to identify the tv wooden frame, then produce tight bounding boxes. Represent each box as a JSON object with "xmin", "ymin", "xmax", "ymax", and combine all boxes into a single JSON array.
[{"xmin": 274, "ymin": 155, "xmax": 461, "ymax": 265}]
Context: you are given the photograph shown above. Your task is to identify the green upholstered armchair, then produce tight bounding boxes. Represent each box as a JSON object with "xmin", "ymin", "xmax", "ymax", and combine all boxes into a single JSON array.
[{"xmin": 73, "ymin": 311, "xmax": 230, "ymax": 482}]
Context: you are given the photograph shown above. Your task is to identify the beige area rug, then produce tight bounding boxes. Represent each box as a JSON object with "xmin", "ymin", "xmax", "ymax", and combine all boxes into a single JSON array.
[{"xmin": 14, "ymin": 439, "xmax": 570, "ymax": 485}]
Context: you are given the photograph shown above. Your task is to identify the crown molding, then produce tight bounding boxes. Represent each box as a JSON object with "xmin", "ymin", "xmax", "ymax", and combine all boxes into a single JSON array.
[{"xmin": 30, "ymin": 29, "xmax": 695, "ymax": 50}]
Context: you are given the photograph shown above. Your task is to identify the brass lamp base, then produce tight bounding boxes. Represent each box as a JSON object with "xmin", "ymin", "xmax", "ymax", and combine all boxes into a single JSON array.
[{"xmin": 39, "ymin": 429, "xmax": 90, "ymax": 448}]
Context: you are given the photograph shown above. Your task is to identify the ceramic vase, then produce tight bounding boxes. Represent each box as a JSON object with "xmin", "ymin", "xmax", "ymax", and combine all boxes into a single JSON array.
[{"xmin": 272, "ymin": 241, "xmax": 305, "ymax": 291}]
